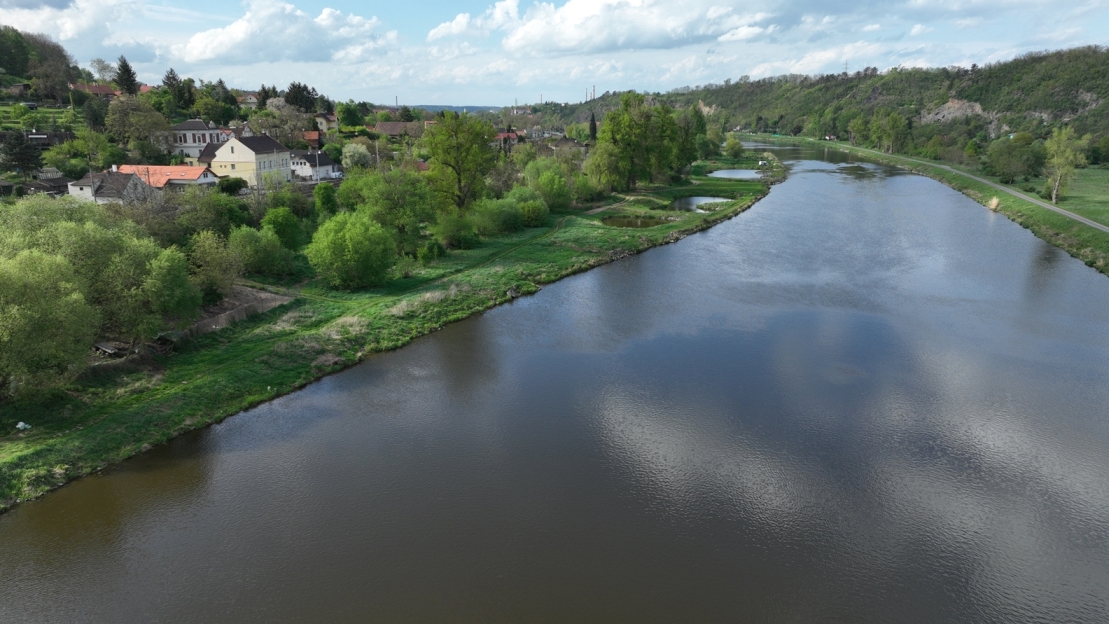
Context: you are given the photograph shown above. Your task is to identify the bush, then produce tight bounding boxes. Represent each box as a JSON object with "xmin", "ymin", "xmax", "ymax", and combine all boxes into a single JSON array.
[
  {"xmin": 570, "ymin": 173, "xmax": 602, "ymax": 203},
  {"xmin": 261, "ymin": 206, "xmax": 303, "ymax": 250},
  {"xmin": 314, "ymin": 182, "xmax": 338, "ymax": 216},
  {"xmin": 229, "ymin": 225, "xmax": 297, "ymax": 276},
  {"xmin": 505, "ymin": 186, "xmax": 543, "ymax": 204},
  {"xmin": 305, "ymin": 212, "xmax": 396, "ymax": 289},
  {"xmin": 518, "ymin": 200, "xmax": 550, "ymax": 227},
  {"xmin": 537, "ymin": 170, "xmax": 572, "ymax": 211},
  {"xmin": 723, "ymin": 136, "xmax": 745, "ymax": 159},
  {"xmin": 217, "ymin": 177, "xmax": 248, "ymax": 196},
  {"xmin": 268, "ymin": 186, "xmax": 313, "ymax": 220},
  {"xmin": 418, "ymin": 240, "xmax": 446, "ymax": 264},
  {"xmin": 188, "ymin": 230, "xmax": 241, "ymax": 305},
  {"xmin": 472, "ymin": 198, "xmax": 524, "ymax": 236},
  {"xmin": 432, "ymin": 214, "xmax": 480, "ymax": 249}
]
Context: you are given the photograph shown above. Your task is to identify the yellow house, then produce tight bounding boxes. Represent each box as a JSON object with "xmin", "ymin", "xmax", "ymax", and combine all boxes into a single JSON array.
[{"xmin": 198, "ymin": 136, "xmax": 292, "ymax": 187}]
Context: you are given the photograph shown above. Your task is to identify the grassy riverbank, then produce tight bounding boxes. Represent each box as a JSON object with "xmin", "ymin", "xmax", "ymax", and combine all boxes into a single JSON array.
[
  {"xmin": 0, "ymin": 162, "xmax": 774, "ymax": 512},
  {"xmin": 747, "ymin": 135, "xmax": 1109, "ymax": 276}
]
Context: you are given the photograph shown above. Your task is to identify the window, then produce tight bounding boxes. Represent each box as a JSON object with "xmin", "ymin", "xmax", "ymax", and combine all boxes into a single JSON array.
[
  {"xmin": 231, "ymin": 164, "xmax": 236, "ymax": 170},
  {"xmin": 230, "ymin": 146, "xmax": 234, "ymax": 153}
]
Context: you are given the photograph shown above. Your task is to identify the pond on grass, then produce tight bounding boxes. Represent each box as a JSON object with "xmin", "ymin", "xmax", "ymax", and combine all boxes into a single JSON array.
[
  {"xmin": 601, "ymin": 216, "xmax": 669, "ymax": 228},
  {"xmin": 5, "ymin": 143, "xmax": 1109, "ymax": 622},
  {"xmin": 663, "ymin": 196, "xmax": 731, "ymax": 212},
  {"xmin": 707, "ymin": 169, "xmax": 762, "ymax": 180}
]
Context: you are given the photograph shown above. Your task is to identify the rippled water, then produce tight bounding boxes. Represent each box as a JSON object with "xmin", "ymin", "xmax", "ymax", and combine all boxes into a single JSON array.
[
  {"xmin": 665, "ymin": 196, "xmax": 730, "ymax": 212},
  {"xmin": 3, "ymin": 144, "xmax": 1109, "ymax": 622}
]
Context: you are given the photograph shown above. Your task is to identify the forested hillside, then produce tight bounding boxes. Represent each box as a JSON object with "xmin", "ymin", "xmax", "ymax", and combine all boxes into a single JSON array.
[{"xmin": 546, "ymin": 46, "xmax": 1109, "ymax": 164}]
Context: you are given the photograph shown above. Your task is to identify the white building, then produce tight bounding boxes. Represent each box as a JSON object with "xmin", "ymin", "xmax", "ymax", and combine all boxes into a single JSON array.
[
  {"xmin": 68, "ymin": 168, "xmax": 155, "ymax": 204},
  {"xmin": 171, "ymin": 119, "xmax": 230, "ymax": 158},
  {"xmin": 290, "ymin": 150, "xmax": 339, "ymax": 180}
]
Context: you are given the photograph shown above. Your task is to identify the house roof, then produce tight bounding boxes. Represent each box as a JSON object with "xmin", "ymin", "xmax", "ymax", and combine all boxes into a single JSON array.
[
  {"xmin": 139, "ymin": 85, "xmax": 155, "ymax": 93},
  {"xmin": 291, "ymin": 150, "xmax": 334, "ymax": 167},
  {"xmin": 373, "ymin": 121, "xmax": 422, "ymax": 137},
  {"xmin": 174, "ymin": 119, "xmax": 212, "ymax": 131},
  {"xmin": 117, "ymin": 165, "xmax": 216, "ymax": 188},
  {"xmin": 315, "ymin": 113, "xmax": 337, "ymax": 121},
  {"xmin": 237, "ymin": 135, "xmax": 288, "ymax": 153},
  {"xmin": 69, "ymin": 172, "xmax": 140, "ymax": 199},
  {"xmin": 197, "ymin": 142, "xmax": 221, "ymax": 163}
]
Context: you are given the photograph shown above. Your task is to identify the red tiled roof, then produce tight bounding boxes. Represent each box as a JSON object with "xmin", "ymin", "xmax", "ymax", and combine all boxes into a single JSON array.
[{"xmin": 117, "ymin": 165, "xmax": 217, "ymax": 189}]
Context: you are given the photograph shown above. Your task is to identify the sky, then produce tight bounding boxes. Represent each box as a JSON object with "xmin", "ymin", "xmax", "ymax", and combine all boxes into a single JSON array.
[{"xmin": 1, "ymin": 0, "xmax": 1107, "ymax": 106}]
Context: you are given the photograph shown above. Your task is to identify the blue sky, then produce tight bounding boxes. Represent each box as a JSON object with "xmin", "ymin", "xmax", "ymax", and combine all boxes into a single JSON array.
[{"xmin": 2, "ymin": 0, "xmax": 1107, "ymax": 105}]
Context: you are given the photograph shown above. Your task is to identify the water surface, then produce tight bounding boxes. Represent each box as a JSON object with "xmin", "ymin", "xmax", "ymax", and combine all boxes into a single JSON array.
[
  {"xmin": 707, "ymin": 168, "xmax": 762, "ymax": 179},
  {"xmin": 664, "ymin": 196, "xmax": 730, "ymax": 212},
  {"xmin": 3, "ymin": 144, "xmax": 1109, "ymax": 622}
]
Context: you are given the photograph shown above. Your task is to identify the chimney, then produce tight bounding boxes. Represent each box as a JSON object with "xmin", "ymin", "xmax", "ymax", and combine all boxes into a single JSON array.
[{"xmin": 111, "ymin": 164, "xmax": 118, "ymax": 173}]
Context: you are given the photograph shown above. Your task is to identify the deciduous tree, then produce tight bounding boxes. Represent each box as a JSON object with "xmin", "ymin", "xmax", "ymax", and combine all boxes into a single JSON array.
[{"xmin": 425, "ymin": 112, "xmax": 497, "ymax": 211}]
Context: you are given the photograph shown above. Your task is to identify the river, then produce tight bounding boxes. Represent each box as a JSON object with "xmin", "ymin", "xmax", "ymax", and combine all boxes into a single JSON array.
[{"xmin": 3, "ymin": 144, "xmax": 1109, "ymax": 622}]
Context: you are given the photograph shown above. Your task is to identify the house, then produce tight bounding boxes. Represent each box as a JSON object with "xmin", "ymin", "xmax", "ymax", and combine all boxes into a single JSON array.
[
  {"xmin": 172, "ymin": 119, "xmax": 231, "ymax": 158},
  {"xmin": 68, "ymin": 168, "xmax": 155, "ymax": 204},
  {"xmin": 301, "ymin": 130, "xmax": 321, "ymax": 149},
  {"xmin": 315, "ymin": 113, "xmax": 340, "ymax": 133},
  {"xmin": 117, "ymin": 165, "xmax": 219, "ymax": 190},
  {"xmin": 70, "ymin": 83, "xmax": 119, "ymax": 99},
  {"xmin": 493, "ymin": 130, "xmax": 523, "ymax": 153},
  {"xmin": 25, "ymin": 177, "xmax": 73, "ymax": 197},
  {"xmin": 290, "ymin": 150, "xmax": 338, "ymax": 180},
  {"xmin": 238, "ymin": 93, "xmax": 259, "ymax": 109},
  {"xmin": 199, "ymin": 135, "xmax": 292, "ymax": 187},
  {"xmin": 373, "ymin": 121, "xmax": 422, "ymax": 139},
  {"xmin": 0, "ymin": 130, "xmax": 76, "ymax": 150}
]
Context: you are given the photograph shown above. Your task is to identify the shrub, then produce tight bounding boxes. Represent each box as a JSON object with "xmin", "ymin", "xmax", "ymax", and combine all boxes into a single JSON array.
[
  {"xmin": 518, "ymin": 200, "xmax": 549, "ymax": 227},
  {"xmin": 217, "ymin": 177, "xmax": 248, "ymax": 196},
  {"xmin": 472, "ymin": 198, "xmax": 524, "ymax": 236},
  {"xmin": 314, "ymin": 182, "xmax": 338, "ymax": 216},
  {"xmin": 261, "ymin": 206, "xmax": 303, "ymax": 250},
  {"xmin": 229, "ymin": 225, "xmax": 296, "ymax": 276},
  {"xmin": 305, "ymin": 212, "xmax": 396, "ymax": 289},
  {"xmin": 537, "ymin": 170, "xmax": 572, "ymax": 211},
  {"xmin": 432, "ymin": 214, "xmax": 480, "ymax": 249},
  {"xmin": 570, "ymin": 173, "xmax": 602, "ymax": 203},
  {"xmin": 187, "ymin": 230, "xmax": 242, "ymax": 305},
  {"xmin": 418, "ymin": 240, "xmax": 446, "ymax": 264}
]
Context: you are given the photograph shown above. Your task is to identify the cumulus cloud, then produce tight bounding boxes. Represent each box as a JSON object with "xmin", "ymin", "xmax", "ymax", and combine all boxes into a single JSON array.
[
  {"xmin": 862, "ymin": 23, "xmax": 881, "ymax": 31},
  {"xmin": 430, "ymin": 0, "xmax": 776, "ymax": 55},
  {"xmin": 175, "ymin": 0, "xmax": 396, "ymax": 63},
  {"xmin": 0, "ymin": 0, "xmax": 141, "ymax": 41},
  {"xmin": 910, "ymin": 24, "xmax": 933, "ymax": 36}
]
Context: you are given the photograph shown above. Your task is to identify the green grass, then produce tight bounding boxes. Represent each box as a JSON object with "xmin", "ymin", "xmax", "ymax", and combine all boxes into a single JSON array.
[
  {"xmin": 0, "ymin": 103, "xmax": 86, "ymax": 132},
  {"xmin": 0, "ymin": 168, "xmax": 772, "ymax": 512}
]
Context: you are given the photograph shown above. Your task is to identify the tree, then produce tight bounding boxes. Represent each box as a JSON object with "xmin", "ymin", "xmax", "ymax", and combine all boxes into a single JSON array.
[
  {"xmin": 985, "ymin": 133, "xmax": 1045, "ymax": 184},
  {"xmin": 91, "ymin": 58, "xmax": 116, "ymax": 83},
  {"xmin": 336, "ymin": 100, "xmax": 363, "ymax": 128},
  {"xmin": 596, "ymin": 93, "xmax": 678, "ymax": 189},
  {"xmin": 0, "ymin": 250, "xmax": 98, "ymax": 395},
  {"xmin": 83, "ymin": 97, "xmax": 109, "ymax": 131},
  {"xmin": 0, "ymin": 132, "xmax": 43, "ymax": 183},
  {"xmin": 0, "ymin": 26, "xmax": 32, "ymax": 78},
  {"xmin": 724, "ymin": 136, "xmax": 745, "ymax": 159},
  {"xmin": 425, "ymin": 112, "xmax": 497, "ymax": 211},
  {"xmin": 115, "ymin": 55, "xmax": 138, "ymax": 96},
  {"xmin": 847, "ymin": 116, "xmax": 868, "ymax": 146},
  {"xmin": 261, "ymin": 207, "xmax": 302, "ymax": 249},
  {"xmin": 229, "ymin": 225, "xmax": 296, "ymax": 276},
  {"xmin": 24, "ymin": 33, "xmax": 75, "ymax": 101},
  {"xmin": 285, "ymin": 81, "xmax": 317, "ymax": 113},
  {"xmin": 354, "ymin": 169, "xmax": 435, "ymax": 255},
  {"xmin": 305, "ymin": 212, "xmax": 397, "ymax": 289},
  {"xmin": 251, "ymin": 98, "xmax": 313, "ymax": 146},
  {"xmin": 217, "ymin": 177, "xmax": 249, "ymax": 196},
  {"xmin": 537, "ymin": 171, "xmax": 572, "ymax": 211},
  {"xmin": 1043, "ymin": 126, "xmax": 1089, "ymax": 204},
  {"xmin": 314, "ymin": 182, "xmax": 339, "ymax": 217},
  {"xmin": 398, "ymin": 106, "xmax": 415, "ymax": 122},
  {"xmin": 105, "ymin": 97, "xmax": 171, "ymax": 148},
  {"xmin": 187, "ymin": 230, "xmax": 241, "ymax": 305},
  {"xmin": 342, "ymin": 143, "xmax": 373, "ymax": 169},
  {"xmin": 589, "ymin": 111, "xmax": 598, "ymax": 143}
]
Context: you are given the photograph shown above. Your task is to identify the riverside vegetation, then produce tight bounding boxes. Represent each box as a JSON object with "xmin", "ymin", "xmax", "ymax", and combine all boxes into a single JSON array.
[{"xmin": 0, "ymin": 93, "xmax": 775, "ymax": 511}]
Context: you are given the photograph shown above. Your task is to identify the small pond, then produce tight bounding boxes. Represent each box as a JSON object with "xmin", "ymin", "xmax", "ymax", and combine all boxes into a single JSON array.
[
  {"xmin": 707, "ymin": 169, "xmax": 762, "ymax": 180},
  {"xmin": 601, "ymin": 216, "xmax": 669, "ymax": 228},
  {"xmin": 664, "ymin": 196, "xmax": 731, "ymax": 212}
]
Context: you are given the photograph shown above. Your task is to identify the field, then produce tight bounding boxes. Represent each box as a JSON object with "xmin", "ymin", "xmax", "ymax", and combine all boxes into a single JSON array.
[{"xmin": 0, "ymin": 165, "xmax": 771, "ymax": 512}]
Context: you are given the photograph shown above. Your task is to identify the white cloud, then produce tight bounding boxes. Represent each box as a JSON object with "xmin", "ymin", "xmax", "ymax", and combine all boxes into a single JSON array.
[
  {"xmin": 175, "ymin": 0, "xmax": 395, "ymax": 63},
  {"xmin": 427, "ymin": 0, "xmax": 520, "ymax": 41},
  {"xmin": 0, "ymin": 0, "xmax": 142, "ymax": 41},
  {"xmin": 751, "ymin": 41, "xmax": 885, "ymax": 77},
  {"xmin": 862, "ymin": 23, "xmax": 881, "ymax": 31},
  {"xmin": 910, "ymin": 23, "xmax": 933, "ymax": 35},
  {"xmin": 954, "ymin": 17, "xmax": 983, "ymax": 28}
]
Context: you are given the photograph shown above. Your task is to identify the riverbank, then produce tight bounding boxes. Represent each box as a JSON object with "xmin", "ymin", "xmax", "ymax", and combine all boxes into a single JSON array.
[
  {"xmin": 0, "ymin": 164, "xmax": 775, "ymax": 512},
  {"xmin": 744, "ymin": 135, "xmax": 1109, "ymax": 277}
]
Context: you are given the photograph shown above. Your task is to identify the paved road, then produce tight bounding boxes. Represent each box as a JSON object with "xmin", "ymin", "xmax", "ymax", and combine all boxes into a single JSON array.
[{"xmin": 837, "ymin": 143, "xmax": 1109, "ymax": 236}]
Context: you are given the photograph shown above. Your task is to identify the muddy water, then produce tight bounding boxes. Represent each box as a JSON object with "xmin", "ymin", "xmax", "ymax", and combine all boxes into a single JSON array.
[{"xmin": 3, "ymin": 144, "xmax": 1109, "ymax": 622}]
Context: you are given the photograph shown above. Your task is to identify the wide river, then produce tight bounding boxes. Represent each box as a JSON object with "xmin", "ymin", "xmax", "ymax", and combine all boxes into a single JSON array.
[{"xmin": 4, "ymin": 145, "xmax": 1109, "ymax": 622}]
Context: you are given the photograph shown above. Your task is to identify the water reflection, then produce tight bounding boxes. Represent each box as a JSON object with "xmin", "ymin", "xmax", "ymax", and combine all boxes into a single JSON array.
[{"xmin": 4, "ymin": 144, "xmax": 1109, "ymax": 622}]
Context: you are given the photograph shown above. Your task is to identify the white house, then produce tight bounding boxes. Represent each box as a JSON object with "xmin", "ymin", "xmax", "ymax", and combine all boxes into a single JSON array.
[
  {"xmin": 290, "ymin": 150, "xmax": 338, "ymax": 180},
  {"xmin": 117, "ymin": 165, "xmax": 219, "ymax": 190},
  {"xmin": 171, "ymin": 119, "xmax": 230, "ymax": 158}
]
